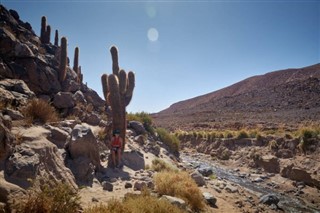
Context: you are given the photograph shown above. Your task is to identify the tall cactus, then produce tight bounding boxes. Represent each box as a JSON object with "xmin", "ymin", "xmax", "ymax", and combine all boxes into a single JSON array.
[
  {"xmin": 73, "ymin": 47, "xmax": 79, "ymax": 74},
  {"xmin": 40, "ymin": 16, "xmax": 51, "ymax": 44},
  {"xmin": 59, "ymin": 37, "xmax": 67, "ymax": 82},
  {"xmin": 40, "ymin": 16, "xmax": 46, "ymax": 43},
  {"xmin": 101, "ymin": 46, "xmax": 135, "ymax": 151},
  {"xmin": 45, "ymin": 25, "xmax": 51, "ymax": 43},
  {"xmin": 54, "ymin": 29, "xmax": 59, "ymax": 46}
]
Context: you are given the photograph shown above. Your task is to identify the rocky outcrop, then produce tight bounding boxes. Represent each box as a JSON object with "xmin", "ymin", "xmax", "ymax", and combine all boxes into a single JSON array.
[
  {"xmin": 65, "ymin": 124, "xmax": 101, "ymax": 185},
  {"xmin": 4, "ymin": 127, "xmax": 77, "ymax": 189},
  {"xmin": 281, "ymin": 164, "xmax": 320, "ymax": 189},
  {"xmin": 254, "ymin": 155, "xmax": 280, "ymax": 174}
]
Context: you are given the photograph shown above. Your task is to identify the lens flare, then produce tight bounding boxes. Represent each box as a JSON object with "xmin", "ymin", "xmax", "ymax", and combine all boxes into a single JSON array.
[{"xmin": 147, "ymin": 28, "xmax": 159, "ymax": 42}]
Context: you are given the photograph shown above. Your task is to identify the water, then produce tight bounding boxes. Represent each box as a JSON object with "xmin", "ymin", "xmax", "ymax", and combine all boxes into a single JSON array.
[{"xmin": 180, "ymin": 153, "xmax": 320, "ymax": 213}]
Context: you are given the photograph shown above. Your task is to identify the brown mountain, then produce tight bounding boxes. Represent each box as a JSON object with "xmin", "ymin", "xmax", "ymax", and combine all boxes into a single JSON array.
[{"xmin": 153, "ymin": 63, "xmax": 320, "ymax": 131}]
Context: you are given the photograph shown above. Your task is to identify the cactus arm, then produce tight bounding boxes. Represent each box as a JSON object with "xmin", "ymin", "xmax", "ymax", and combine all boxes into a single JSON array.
[
  {"xmin": 110, "ymin": 46, "xmax": 119, "ymax": 76},
  {"xmin": 119, "ymin": 69, "xmax": 127, "ymax": 95}
]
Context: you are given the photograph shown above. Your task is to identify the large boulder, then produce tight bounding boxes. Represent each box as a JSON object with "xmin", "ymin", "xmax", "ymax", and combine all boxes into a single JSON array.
[
  {"xmin": 4, "ymin": 134, "xmax": 77, "ymax": 189},
  {"xmin": 254, "ymin": 155, "xmax": 280, "ymax": 173},
  {"xmin": 122, "ymin": 150, "xmax": 145, "ymax": 171},
  {"xmin": 281, "ymin": 164, "xmax": 320, "ymax": 189},
  {"xmin": 53, "ymin": 92, "xmax": 75, "ymax": 109},
  {"xmin": 65, "ymin": 124, "xmax": 101, "ymax": 185},
  {"xmin": 128, "ymin": 121, "xmax": 146, "ymax": 135},
  {"xmin": 0, "ymin": 115, "xmax": 14, "ymax": 162}
]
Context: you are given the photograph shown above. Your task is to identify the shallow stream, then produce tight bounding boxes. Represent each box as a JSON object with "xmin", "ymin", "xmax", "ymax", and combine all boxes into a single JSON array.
[{"xmin": 180, "ymin": 153, "xmax": 320, "ymax": 213}]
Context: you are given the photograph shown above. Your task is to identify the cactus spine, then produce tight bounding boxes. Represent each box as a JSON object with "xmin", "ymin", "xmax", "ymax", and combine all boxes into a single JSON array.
[
  {"xmin": 54, "ymin": 30, "xmax": 59, "ymax": 46},
  {"xmin": 59, "ymin": 37, "xmax": 67, "ymax": 82},
  {"xmin": 101, "ymin": 46, "xmax": 135, "ymax": 151}
]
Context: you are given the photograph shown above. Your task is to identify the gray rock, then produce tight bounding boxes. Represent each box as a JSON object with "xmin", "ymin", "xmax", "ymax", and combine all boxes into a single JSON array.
[
  {"xmin": 102, "ymin": 181, "xmax": 113, "ymax": 192},
  {"xmin": 259, "ymin": 194, "xmax": 279, "ymax": 206},
  {"xmin": 203, "ymin": 192, "xmax": 217, "ymax": 207},
  {"xmin": 122, "ymin": 150, "xmax": 145, "ymax": 171},
  {"xmin": 45, "ymin": 125, "xmax": 69, "ymax": 148},
  {"xmin": 125, "ymin": 182, "xmax": 133, "ymax": 189},
  {"xmin": 197, "ymin": 166, "xmax": 213, "ymax": 177},
  {"xmin": 65, "ymin": 124, "xmax": 101, "ymax": 184},
  {"xmin": 129, "ymin": 121, "xmax": 146, "ymax": 135},
  {"xmin": 84, "ymin": 113, "xmax": 100, "ymax": 126},
  {"xmin": 133, "ymin": 181, "xmax": 147, "ymax": 191},
  {"xmin": 53, "ymin": 92, "xmax": 75, "ymax": 109},
  {"xmin": 225, "ymin": 184, "xmax": 238, "ymax": 193},
  {"xmin": 190, "ymin": 171, "xmax": 206, "ymax": 186},
  {"xmin": 3, "ymin": 108, "xmax": 24, "ymax": 120},
  {"xmin": 160, "ymin": 195, "xmax": 186, "ymax": 209}
]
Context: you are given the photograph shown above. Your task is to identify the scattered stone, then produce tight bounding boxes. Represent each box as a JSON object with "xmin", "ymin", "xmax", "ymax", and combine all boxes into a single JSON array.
[
  {"xmin": 102, "ymin": 181, "xmax": 113, "ymax": 192},
  {"xmin": 92, "ymin": 197, "xmax": 99, "ymax": 202},
  {"xmin": 225, "ymin": 184, "xmax": 238, "ymax": 193},
  {"xmin": 190, "ymin": 171, "xmax": 206, "ymax": 186},
  {"xmin": 133, "ymin": 181, "xmax": 147, "ymax": 191},
  {"xmin": 125, "ymin": 182, "xmax": 133, "ymax": 189},
  {"xmin": 160, "ymin": 195, "xmax": 186, "ymax": 210},
  {"xmin": 197, "ymin": 166, "xmax": 213, "ymax": 177},
  {"xmin": 203, "ymin": 192, "xmax": 217, "ymax": 207},
  {"xmin": 259, "ymin": 194, "xmax": 279, "ymax": 206}
]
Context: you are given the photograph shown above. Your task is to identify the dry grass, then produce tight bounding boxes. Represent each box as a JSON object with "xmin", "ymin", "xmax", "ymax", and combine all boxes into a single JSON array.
[
  {"xmin": 22, "ymin": 99, "xmax": 59, "ymax": 124},
  {"xmin": 84, "ymin": 190, "xmax": 185, "ymax": 213},
  {"xmin": 154, "ymin": 171, "xmax": 205, "ymax": 211},
  {"xmin": 10, "ymin": 178, "xmax": 81, "ymax": 213},
  {"xmin": 151, "ymin": 158, "xmax": 177, "ymax": 172}
]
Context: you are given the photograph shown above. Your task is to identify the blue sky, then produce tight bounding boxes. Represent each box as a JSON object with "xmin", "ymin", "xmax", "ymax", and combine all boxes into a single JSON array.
[{"xmin": 1, "ymin": 1, "xmax": 319, "ymax": 113}]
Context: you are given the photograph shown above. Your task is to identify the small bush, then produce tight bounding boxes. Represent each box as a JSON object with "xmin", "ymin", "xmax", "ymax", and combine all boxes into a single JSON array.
[
  {"xmin": 22, "ymin": 99, "xmax": 59, "ymax": 124},
  {"xmin": 156, "ymin": 128, "xmax": 180, "ymax": 153},
  {"xmin": 268, "ymin": 139, "xmax": 278, "ymax": 151},
  {"xmin": 127, "ymin": 111, "xmax": 154, "ymax": 134},
  {"xmin": 84, "ymin": 190, "xmax": 185, "ymax": 213},
  {"xmin": 236, "ymin": 130, "xmax": 249, "ymax": 139},
  {"xmin": 224, "ymin": 130, "xmax": 233, "ymax": 138},
  {"xmin": 11, "ymin": 178, "xmax": 81, "ymax": 213},
  {"xmin": 151, "ymin": 158, "xmax": 177, "ymax": 172},
  {"xmin": 154, "ymin": 171, "xmax": 205, "ymax": 211}
]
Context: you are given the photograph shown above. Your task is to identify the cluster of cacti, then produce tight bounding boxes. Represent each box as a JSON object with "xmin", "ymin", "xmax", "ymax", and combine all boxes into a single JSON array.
[
  {"xmin": 40, "ymin": 16, "xmax": 51, "ymax": 44},
  {"xmin": 101, "ymin": 46, "xmax": 135, "ymax": 151},
  {"xmin": 59, "ymin": 37, "xmax": 67, "ymax": 82},
  {"xmin": 54, "ymin": 29, "xmax": 59, "ymax": 46}
]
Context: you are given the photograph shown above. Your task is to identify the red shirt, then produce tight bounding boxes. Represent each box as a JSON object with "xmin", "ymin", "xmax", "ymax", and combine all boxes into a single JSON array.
[{"xmin": 111, "ymin": 137, "xmax": 121, "ymax": 147}]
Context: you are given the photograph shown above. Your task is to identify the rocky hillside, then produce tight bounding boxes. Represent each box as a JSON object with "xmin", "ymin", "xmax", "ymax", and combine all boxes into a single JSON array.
[
  {"xmin": 0, "ymin": 5, "xmax": 105, "ymax": 114},
  {"xmin": 153, "ymin": 63, "xmax": 320, "ymax": 131}
]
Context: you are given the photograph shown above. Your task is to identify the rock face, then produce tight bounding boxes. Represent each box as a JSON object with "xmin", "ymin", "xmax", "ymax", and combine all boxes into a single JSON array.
[
  {"xmin": 281, "ymin": 164, "xmax": 320, "ymax": 189},
  {"xmin": 254, "ymin": 155, "xmax": 280, "ymax": 174},
  {"xmin": 0, "ymin": 4, "xmax": 104, "ymax": 113},
  {"xmin": 65, "ymin": 124, "xmax": 101, "ymax": 185}
]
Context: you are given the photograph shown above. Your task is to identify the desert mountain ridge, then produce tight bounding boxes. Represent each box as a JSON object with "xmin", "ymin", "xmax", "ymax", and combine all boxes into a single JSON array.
[{"xmin": 153, "ymin": 63, "xmax": 320, "ymax": 131}]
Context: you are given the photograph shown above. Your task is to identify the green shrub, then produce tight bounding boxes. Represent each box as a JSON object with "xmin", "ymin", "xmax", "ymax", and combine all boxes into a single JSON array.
[
  {"xmin": 156, "ymin": 128, "xmax": 180, "ymax": 153},
  {"xmin": 127, "ymin": 111, "xmax": 154, "ymax": 134}
]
